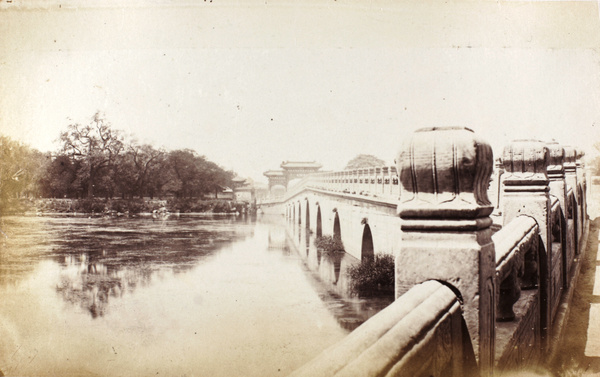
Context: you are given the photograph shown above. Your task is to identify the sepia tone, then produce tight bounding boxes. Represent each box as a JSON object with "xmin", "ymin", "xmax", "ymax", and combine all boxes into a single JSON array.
[{"xmin": 1, "ymin": 0, "xmax": 600, "ymax": 376}]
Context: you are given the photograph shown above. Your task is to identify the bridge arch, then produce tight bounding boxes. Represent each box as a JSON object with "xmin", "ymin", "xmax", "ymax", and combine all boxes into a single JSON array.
[
  {"xmin": 305, "ymin": 199, "xmax": 310, "ymax": 229},
  {"xmin": 316, "ymin": 205, "xmax": 322, "ymax": 237},
  {"xmin": 333, "ymin": 211, "xmax": 341, "ymax": 240},
  {"xmin": 361, "ymin": 224, "xmax": 375, "ymax": 261},
  {"xmin": 265, "ymin": 185, "xmax": 402, "ymax": 260}
]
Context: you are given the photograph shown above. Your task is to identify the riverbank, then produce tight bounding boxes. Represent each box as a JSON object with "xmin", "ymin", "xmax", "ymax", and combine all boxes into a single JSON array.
[{"xmin": 0, "ymin": 198, "xmax": 252, "ymax": 216}]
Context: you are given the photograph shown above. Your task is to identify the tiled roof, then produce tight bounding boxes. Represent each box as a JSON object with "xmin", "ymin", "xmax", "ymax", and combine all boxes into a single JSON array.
[
  {"xmin": 263, "ymin": 170, "xmax": 285, "ymax": 176},
  {"xmin": 280, "ymin": 161, "xmax": 322, "ymax": 169}
]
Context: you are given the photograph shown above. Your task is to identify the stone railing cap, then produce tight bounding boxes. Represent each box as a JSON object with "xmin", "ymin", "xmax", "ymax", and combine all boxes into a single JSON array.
[
  {"xmin": 502, "ymin": 140, "xmax": 549, "ymax": 181},
  {"xmin": 546, "ymin": 142, "xmax": 565, "ymax": 173},
  {"xmin": 397, "ymin": 127, "xmax": 493, "ymax": 219},
  {"xmin": 563, "ymin": 146, "xmax": 576, "ymax": 166}
]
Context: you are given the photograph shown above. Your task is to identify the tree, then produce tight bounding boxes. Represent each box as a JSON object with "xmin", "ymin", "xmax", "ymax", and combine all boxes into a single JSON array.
[
  {"xmin": 162, "ymin": 149, "xmax": 235, "ymax": 199},
  {"xmin": 59, "ymin": 112, "xmax": 124, "ymax": 198},
  {"xmin": 114, "ymin": 143, "xmax": 165, "ymax": 199},
  {"xmin": 0, "ymin": 135, "xmax": 45, "ymax": 203},
  {"xmin": 210, "ymin": 167, "xmax": 235, "ymax": 197},
  {"xmin": 129, "ymin": 144, "xmax": 165, "ymax": 198},
  {"xmin": 39, "ymin": 154, "xmax": 80, "ymax": 198},
  {"xmin": 165, "ymin": 149, "xmax": 199, "ymax": 198},
  {"xmin": 146, "ymin": 155, "xmax": 173, "ymax": 199},
  {"xmin": 345, "ymin": 154, "xmax": 386, "ymax": 170}
]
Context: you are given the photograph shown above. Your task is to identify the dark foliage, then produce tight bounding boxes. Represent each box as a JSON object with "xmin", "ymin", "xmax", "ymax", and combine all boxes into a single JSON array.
[
  {"xmin": 0, "ymin": 112, "xmax": 237, "ymax": 208},
  {"xmin": 345, "ymin": 154, "xmax": 386, "ymax": 170},
  {"xmin": 166, "ymin": 198, "xmax": 240, "ymax": 213},
  {"xmin": 347, "ymin": 253, "xmax": 395, "ymax": 293},
  {"xmin": 71, "ymin": 199, "xmax": 107, "ymax": 213},
  {"xmin": 314, "ymin": 235, "xmax": 345, "ymax": 254}
]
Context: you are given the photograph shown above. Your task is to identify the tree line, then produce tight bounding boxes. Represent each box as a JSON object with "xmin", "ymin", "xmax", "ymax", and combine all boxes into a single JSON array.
[{"xmin": 1, "ymin": 112, "xmax": 235, "ymax": 204}]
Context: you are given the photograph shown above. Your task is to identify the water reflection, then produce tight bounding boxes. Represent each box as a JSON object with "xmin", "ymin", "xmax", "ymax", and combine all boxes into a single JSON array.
[
  {"xmin": 266, "ymin": 216, "xmax": 394, "ymax": 332},
  {"xmin": 56, "ymin": 254, "xmax": 146, "ymax": 318},
  {"xmin": 0, "ymin": 214, "xmax": 392, "ymax": 376},
  {"xmin": 267, "ymin": 224, "xmax": 288, "ymax": 253},
  {"xmin": 1, "ymin": 215, "xmax": 255, "ymax": 318}
]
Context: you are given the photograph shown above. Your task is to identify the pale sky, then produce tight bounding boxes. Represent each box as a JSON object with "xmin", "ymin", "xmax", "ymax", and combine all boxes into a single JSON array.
[{"xmin": 2, "ymin": 0, "xmax": 600, "ymax": 182}]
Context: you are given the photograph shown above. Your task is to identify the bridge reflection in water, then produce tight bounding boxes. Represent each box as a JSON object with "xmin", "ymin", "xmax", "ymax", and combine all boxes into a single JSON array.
[
  {"xmin": 262, "ymin": 128, "xmax": 592, "ymax": 376},
  {"xmin": 265, "ymin": 216, "xmax": 395, "ymax": 332},
  {"xmin": 0, "ymin": 214, "xmax": 399, "ymax": 377}
]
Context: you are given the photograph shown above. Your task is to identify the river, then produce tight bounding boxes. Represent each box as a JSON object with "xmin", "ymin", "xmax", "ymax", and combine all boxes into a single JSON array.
[{"xmin": 0, "ymin": 214, "xmax": 393, "ymax": 376}]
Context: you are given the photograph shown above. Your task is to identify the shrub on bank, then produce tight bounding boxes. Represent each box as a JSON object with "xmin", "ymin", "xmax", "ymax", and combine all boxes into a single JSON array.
[
  {"xmin": 166, "ymin": 198, "xmax": 229, "ymax": 213},
  {"xmin": 108, "ymin": 199, "xmax": 128, "ymax": 214},
  {"xmin": 211, "ymin": 200, "xmax": 232, "ymax": 214},
  {"xmin": 0, "ymin": 198, "xmax": 37, "ymax": 215},
  {"xmin": 72, "ymin": 199, "xmax": 106, "ymax": 213},
  {"xmin": 34, "ymin": 198, "xmax": 152, "ymax": 214},
  {"xmin": 106, "ymin": 199, "xmax": 164, "ymax": 214},
  {"xmin": 315, "ymin": 235, "xmax": 345, "ymax": 254},
  {"xmin": 2, "ymin": 197, "xmax": 245, "ymax": 215},
  {"xmin": 36, "ymin": 199, "xmax": 73, "ymax": 213},
  {"xmin": 347, "ymin": 253, "xmax": 395, "ymax": 294}
]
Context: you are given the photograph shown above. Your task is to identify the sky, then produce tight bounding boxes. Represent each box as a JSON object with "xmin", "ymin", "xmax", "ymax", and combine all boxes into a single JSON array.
[{"xmin": 1, "ymin": 0, "xmax": 600, "ymax": 183}]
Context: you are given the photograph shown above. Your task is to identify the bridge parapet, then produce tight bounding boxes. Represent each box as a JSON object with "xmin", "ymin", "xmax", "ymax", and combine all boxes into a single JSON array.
[
  {"xmin": 286, "ymin": 127, "xmax": 590, "ymax": 376},
  {"xmin": 289, "ymin": 280, "xmax": 476, "ymax": 377},
  {"xmin": 492, "ymin": 215, "xmax": 542, "ymax": 369},
  {"xmin": 259, "ymin": 165, "xmax": 401, "ymax": 205},
  {"xmin": 308, "ymin": 165, "xmax": 400, "ymax": 200},
  {"xmin": 394, "ymin": 127, "xmax": 496, "ymax": 375}
]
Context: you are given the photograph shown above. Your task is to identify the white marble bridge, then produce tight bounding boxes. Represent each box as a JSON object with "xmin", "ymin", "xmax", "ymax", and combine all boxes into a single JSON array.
[{"xmin": 258, "ymin": 127, "xmax": 592, "ymax": 376}]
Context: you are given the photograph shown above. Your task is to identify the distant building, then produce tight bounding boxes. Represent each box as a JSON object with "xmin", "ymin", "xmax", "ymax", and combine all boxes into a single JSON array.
[
  {"xmin": 253, "ymin": 182, "xmax": 269, "ymax": 201},
  {"xmin": 280, "ymin": 161, "xmax": 323, "ymax": 181},
  {"xmin": 263, "ymin": 170, "xmax": 287, "ymax": 193},
  {"xmin": 263, "ymin": 161, "xmax": 323, "ymax": 196},
  {"xmin": 205, "ymin": 186, "xmax": 234, "ymax": 200},
  {"xmin": 230, "ymin": 177, "xmax": 268, "ymax": 203},
  {"xmin": 204, "ymin": 186, "xmax": 234, "ymax": 200}
]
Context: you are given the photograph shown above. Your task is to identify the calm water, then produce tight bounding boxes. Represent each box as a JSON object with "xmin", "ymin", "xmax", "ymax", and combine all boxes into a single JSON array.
[{"xmin": 0, "ymin": 214, "xmax": 392, "ymax": 377}]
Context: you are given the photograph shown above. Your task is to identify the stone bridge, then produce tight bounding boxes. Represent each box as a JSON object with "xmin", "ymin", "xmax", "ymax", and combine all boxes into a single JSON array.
[{"xmin": 258, "ymin": 127, "xmax": 590, "ymax": 376}]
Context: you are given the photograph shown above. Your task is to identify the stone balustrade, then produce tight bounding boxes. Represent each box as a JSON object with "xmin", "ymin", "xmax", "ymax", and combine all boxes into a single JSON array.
[
  {"xmin": 267, "ymin": 127, "xmax": 590, "ymax": 376},
  {"xmin": 394, "ymin": 127, "xmax": 495, "ymax": 376},
  {"xmin": 260, "ymin": 165, "xmax": 401, "ymax": 205},
  {"xmin": 492, "ymin": 215, "xmax": 541, "ymax": 369},
  {"xmin": 289, "ymin": 280, "xmax": 475, "ymax": 377},
  {"xmin": 493, "ymin": 215, "xmax": 539, "ymax": 321},
  {"xmin": 307, "ymin": 165, "xmax": 400, "ymax": 199}
]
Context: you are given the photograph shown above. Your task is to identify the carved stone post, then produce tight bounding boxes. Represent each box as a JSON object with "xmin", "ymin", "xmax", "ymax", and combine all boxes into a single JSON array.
[
  {"xmin": 391, "ymin": 166, "xmax": 399, "ymax": 198},
  {"xmin": 564, "ymin": 146, "xmax": 578, "ymax": 203},
  {"xmin": 577, "ymin": 150, "xmax": 587, "ymax": 222},
  {"xmin": 488, "ymin": 159, "xmax": 504, "ymax": 212},
  {"xmin": 547, "ymin": 142, "xmax": 566, "ymax": 215},
  {"xmin": 564, "ymin": 146, "xmax": 581, "ymax": 246},
  {"xmin": 501, "ymin": 140, "xmax": 553, "ymax": 350},
  {"xmin": 395, "ymin": 127, "xmax": 495, "ymax": 375},
  {"xmin": 547, "ymin": 142, "xmax": 570, "ymax": 289}
]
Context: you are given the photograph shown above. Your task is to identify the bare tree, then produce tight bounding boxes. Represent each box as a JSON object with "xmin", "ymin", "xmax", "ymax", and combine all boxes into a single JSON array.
[{"xmin": 60, "ymin": 112, "xmax": 124, "ymax": 198}]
